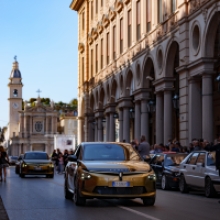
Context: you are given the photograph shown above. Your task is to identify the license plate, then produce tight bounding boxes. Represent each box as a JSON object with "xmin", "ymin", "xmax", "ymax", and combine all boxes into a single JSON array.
[
  {"xmin": 35, "ymin": 167, "xmax": 42, "ymax": 171},
  {"xmin": 112, "ymin": 181, "xmax": 130, "ymax": 187}
]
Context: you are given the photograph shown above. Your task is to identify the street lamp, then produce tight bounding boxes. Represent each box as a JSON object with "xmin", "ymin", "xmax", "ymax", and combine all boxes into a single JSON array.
[
  {"xmin": 147, "ymin": 99, "xmax": 156, "ymax": 113},
  {"xmin": 113, "ymin": 112, "xmax": 119, "ymax": 119},
  {"xmin": 215, "ymin": 74, "xmax": 220, "ymax": 92},
  {"xmin": 129, "ymin": 108, "xmax": 135, "ymax": 118},
  {"xmin": 173, "ymin": 94, "xmax": 179, "ymax": 110}
]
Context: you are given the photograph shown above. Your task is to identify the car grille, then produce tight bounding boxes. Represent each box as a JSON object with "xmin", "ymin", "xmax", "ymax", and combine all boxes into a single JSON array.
[{"xmin": 93, "ymin": 186, "xmax": 146, "ymax": 195}]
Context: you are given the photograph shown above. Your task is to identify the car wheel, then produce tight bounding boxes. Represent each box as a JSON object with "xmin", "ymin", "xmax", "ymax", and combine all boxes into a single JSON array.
[
  {"xmin": 179, "ymin": 175, "xmax": 188, "ymax": 193},
  {"xmin": 64, "ymin": 178, "xmax": 73, "ymax": 200},
  {"xmin": 161, "ymin": 175, "xmax": 170, "ymax": 190},
  {"xmin": 19, "ymin": 173, "xmax": 25, "ymax": 178},
  {"xmin": 74, "ymin": 183, "xmax": 86, "ymax": 206},
  {"xmin": 205, "ymin": 177, "xmax": 216, "ymax": 198},
  {"xmin": 15, "ymin": 167, "xmax": 19, "ymax": 174},
  {"xmin": 142, "ymin": 197, "xmax": 155, "ymax": 206}
]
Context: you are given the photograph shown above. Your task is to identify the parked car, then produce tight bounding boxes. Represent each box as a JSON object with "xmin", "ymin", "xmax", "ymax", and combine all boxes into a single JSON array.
[
  {"xmin": 178, "ymin": 150, "xmax": 220, "ymax": 197},
  {"xmin": 8, "ymin": 156, "xmax": 19, "ymax": 165},
  {"xmin": 15, "ymin": 154, "xmax": 24, "ymax": 174},
  {"xmin": 64, "ymin": 142, "xmax": 156, "ymax": 206},
  {"xmin": 18, "ymin": 151, "xmax": 54, "ymax": 178},
  {"xmin": 150, "ymin": 152, "xmax": 188, "ymax": 190}
]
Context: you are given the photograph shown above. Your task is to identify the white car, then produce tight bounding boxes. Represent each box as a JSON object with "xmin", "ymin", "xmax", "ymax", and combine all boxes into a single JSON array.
[{"xmin": 178, "ymin": 150, "xmax": 220, "ymax": 197}]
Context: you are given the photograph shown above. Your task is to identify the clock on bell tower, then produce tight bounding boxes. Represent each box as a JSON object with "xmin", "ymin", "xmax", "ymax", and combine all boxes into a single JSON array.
[{"xmin": 8, "ymin": 57, "xmax": 23, "ymax": 138}]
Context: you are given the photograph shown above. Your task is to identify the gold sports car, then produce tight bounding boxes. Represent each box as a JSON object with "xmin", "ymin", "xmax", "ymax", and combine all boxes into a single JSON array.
[
  {"xmin": 64, "ymin": 142, "xmax": 156, "ymax": 206},
  {"xmin": 18, "ymin": 151, "xmax": 54, "ymax": 178}
]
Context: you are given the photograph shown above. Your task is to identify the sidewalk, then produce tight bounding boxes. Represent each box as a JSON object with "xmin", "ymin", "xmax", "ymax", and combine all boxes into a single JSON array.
[{"xmin": 0, "ymin": 196, "xmax": 9, "ymax": 220}]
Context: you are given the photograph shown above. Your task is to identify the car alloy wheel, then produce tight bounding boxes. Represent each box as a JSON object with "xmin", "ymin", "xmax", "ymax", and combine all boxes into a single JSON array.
[
  {"xmin": 205, "ymin": 177, "xmax": 216, "ymax": 198},
  {"xmin": 179, "ymin": 175, "xmax": 188, "ymax": 193},
  {"xmin": 142, "ymin": 197, "xmax": 155, "ymax": 206},
  {"xmin": 64, "ymin": 178, "xmax": 73, "ymax": 200},
  {"xmin": 161, "ymin": 175, "xmax": 170, "ymax": 190}
]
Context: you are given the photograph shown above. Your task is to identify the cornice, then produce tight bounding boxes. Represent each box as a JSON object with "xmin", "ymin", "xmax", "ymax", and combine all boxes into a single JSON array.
[{"xmin": 69, "ymin": 0, "xmax": 84, "ymax": 11}]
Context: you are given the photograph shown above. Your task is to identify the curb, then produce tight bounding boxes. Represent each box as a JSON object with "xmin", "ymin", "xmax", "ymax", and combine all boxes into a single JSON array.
[{"xmin": 0, "ymin": 196, "xmax": 9, "ymax": 220}]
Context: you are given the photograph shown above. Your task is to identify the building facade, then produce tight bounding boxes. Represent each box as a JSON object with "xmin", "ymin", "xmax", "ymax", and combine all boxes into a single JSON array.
[
  {"xmin": 8, "ymin": 60, "xmax": 58, "ymax": 155},
  {"xmin": 70, "ymin": 0, "xmax": 220, "ymax": 146}
]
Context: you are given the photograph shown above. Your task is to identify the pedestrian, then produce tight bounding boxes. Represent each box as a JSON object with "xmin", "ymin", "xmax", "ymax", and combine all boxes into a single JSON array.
[
  {"xmin": 204, "ymin": 134, "xmax": 220, "ymax": 203},
  {"xmin": 51, "ymin": 149, "xmax": 58, "ymax": 171},
  {"xmin": 0, "ymin": 146, "xmax": 9, "ymax": 182},
  {"xmin": 192, "ymin": 138, "xmax": 202, "ymax": 151},
  {"xmin": 63, "ymin": 149, "xmax": 69, "ymax": 169},
  {"xmin": 58, "ymin": 153, "xmax": 64, "ymax": 174},
  {"xmin": 138, "ymin": 135, "xmax": 150, "ymax": 158}
]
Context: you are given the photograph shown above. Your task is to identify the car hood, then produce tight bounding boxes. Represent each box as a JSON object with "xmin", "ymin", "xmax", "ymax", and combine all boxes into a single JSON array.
[
  {"xmin": 165, "ymin": 165, "xmax": 180, "ymax": 172},
  {"xmin": 79, "ymin": 161, "xmax": 151, "ymax": 173},
  {"xmin": 23, "ymin": 159, "xmax": 52, "ymax": 164}
]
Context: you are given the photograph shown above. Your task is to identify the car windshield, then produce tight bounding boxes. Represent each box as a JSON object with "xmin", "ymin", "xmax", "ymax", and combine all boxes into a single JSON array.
[
  {"xmin": 11, "ymin": 156, "xmax": 18, "ymax": 160},
  {"xmin": 82, "ymin": 143, "xmax": 141, "ymax": 161},
  {"xmin": 207, "ymin": 152, "xmax": 216, "ymax": 166},
  {"xmin": 24, "ymin": 152, "xmax": 48, "ymax": 160},
  {"xmin": 165, "ymin": 155, "xmax": 187, "ymax": 166}
]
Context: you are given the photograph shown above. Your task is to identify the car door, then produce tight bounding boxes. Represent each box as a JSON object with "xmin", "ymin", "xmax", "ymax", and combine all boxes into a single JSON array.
[
  {"xmin": 183, "ymin": 152, "xmax": 199, "ymax": 185},
  {"xmin": 151, "ymin": 154, "xmax": 164, "ymax": 184},
  {"xmin": 67, "ymin": 145, "xmax": 81, "ymax": 191},
  {"xmin": 192, "ymin": 153, "xmax": 206, "ymax": 187}
]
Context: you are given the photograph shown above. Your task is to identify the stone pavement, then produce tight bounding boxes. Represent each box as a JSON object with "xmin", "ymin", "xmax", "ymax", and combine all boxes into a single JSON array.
[{"xmin": 0, "ymin": 196, "xmax": 9, "ymax": 220}]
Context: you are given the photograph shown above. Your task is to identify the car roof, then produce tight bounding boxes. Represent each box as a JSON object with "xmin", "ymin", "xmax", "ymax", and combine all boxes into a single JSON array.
[{"xmin": 24, "ymin": 151, "xmax": 47, "ymax": 154}]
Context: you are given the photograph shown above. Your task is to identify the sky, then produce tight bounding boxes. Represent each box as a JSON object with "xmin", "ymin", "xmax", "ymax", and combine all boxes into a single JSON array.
[{"xmin": 0, "ymin": 0, "xmax": 78, "ymax": 128}]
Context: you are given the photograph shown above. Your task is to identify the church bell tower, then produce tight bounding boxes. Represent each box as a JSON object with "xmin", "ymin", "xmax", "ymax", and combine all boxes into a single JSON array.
[{"xmin": 8, "ymin": 57, "xmax": 23, "ymax": 138}]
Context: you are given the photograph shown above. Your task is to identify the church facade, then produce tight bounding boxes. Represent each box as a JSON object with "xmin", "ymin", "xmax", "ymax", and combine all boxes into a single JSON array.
[{"xmin": 8, "ymin": 60, "xmax": 58, "ymax": 156}]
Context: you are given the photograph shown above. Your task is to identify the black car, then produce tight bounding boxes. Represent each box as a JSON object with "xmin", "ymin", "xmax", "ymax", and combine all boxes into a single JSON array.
[{"xmin": 150, "ymin": 152, "xmax": 188, "ymax": 190}]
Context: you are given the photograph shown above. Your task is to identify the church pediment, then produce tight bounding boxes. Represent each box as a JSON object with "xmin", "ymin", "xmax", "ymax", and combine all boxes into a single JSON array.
[{"xmin": 26, "ymin": 106, "xmax": 53, "ymax": 113}]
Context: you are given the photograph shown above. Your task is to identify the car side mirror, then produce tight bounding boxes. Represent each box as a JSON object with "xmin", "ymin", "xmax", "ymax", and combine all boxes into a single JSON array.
[
  {"xmin": 196, "ymin": 162, "xmax": 204, "ymax": 167},
  {"xmin": 68, "ymin": 155, "xmax": 77, "ymax": 162}
]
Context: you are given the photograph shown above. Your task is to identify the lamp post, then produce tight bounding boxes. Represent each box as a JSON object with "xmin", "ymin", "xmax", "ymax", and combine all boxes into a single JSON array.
[
  {"xmin": 147, "ymin": 99, "xmax": 156, "ymax": 113},
  {"xmin": 215, "ymin": 73, "xmax": 220, "ymax": 92},
  {"xmin": 173, "ymin": 94, "xmax": 179, "ymax": 140}
]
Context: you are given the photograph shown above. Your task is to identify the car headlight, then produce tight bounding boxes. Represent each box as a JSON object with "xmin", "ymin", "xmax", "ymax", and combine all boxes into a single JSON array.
[
  {"xmin": 80, "ymin": 172, "xmax": 91, "ymax": 180},
  {"xmin": 22, "ymin": 163, "xmax": 27, "ymax": 167},
  {"xmin": 49, "ymin": 164, "xmax": 54, "ymax": 168},
  {"xmin": 147, "ymin": 174, "xmax": 156, "ymax": 180}
]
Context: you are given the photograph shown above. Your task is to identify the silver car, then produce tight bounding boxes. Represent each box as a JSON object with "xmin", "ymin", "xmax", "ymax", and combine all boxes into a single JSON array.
[{"xmin": 178, "ymin": 150, "xmax": 220, "ymax": 197}]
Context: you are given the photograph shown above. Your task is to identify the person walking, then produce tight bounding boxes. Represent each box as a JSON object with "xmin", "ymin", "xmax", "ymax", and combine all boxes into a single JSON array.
[
  {"xmin": 0, "ymin": 146, "xmax": 9, "ymax": 182},
  {"xmin": 63, "ymin": 149, "xmax": 69, "ymax": 170},
  {"xmin": 204, "ymin": 135, "xmax": 220, "ymax": 203},
  {"xmin": 138, "ymin": 135, "xmax": 150, "ymax": 159},
  {"xmin": 51, "ymin": 149, "xmax": 58, "ymax": 172}
]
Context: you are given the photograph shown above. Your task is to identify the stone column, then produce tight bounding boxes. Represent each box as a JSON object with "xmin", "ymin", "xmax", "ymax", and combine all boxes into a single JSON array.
[
  {"xmin": 46, "ymin": 117, "xmax": 49, "ymax": 134},
  {"xmin": 141, "ymin": 99, "xmax": 149, "ymax": 141},
  {"xmin": 202, "ymin": 74, "xmax": 213, "ymax": 142},
  {"xmin": 135, "ymin": 101, "xmax": 141, "ymax": 140},
  {"xmin": 29, "ymin": 116, "xmax": 32, "ymax": 135},
  {"xmin": 119, "ymin": 109, "xmax": 123, "ymax": 142},
  {"xmin": 109, "ymin": 113, "xmax": 115, "ymax": 141},
  {"xmin": 97, "ymin": 117, "xmax": 103, "ymax": 141},
  {"xmin": 106, "ymin": 114, "xmax": 110, "ymax": 141},
  {"xmin": 53, "ymin": 116, "xmax": 57, "ymax": 134},
  {"xmin": 123, "ymin": 108, "xmax": 130, "ymax": 143},
  {"xmin": 164, "ymin": 90, "xmax": 173, "ymax": 144},
  {"xmin": 78, "ymin": 117, "xmax": 83, "ymax": 143},
  {"xmin": 88, "ymin": 121, "xmax": 93, "ymax": 142},
  {"xmin": 156, "ymin": 93, "xmax": 164, "ymax": 144},
  {"xmin": 94, "ymin": 118, "xmax": 98, "ymax": 141},
  {"xmin": 188, "ymin": 78, "xmax": 202, "ymax": 142},
  {"xmin": 51, "ymin": 116, "xmax": 54, "ymax": 134}
]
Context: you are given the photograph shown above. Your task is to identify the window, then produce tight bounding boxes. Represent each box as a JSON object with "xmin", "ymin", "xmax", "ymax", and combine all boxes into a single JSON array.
[
  {"xmin": 196, "ymin": 153, "xmax": 205, "ymax": 165},
  {"xmin": 96, "ymin": 0, "xmax": 98, "ymax": 14},
  {"xmin": 120, "ymin": 18, "xmax": 123, "ymax": 54},
  {"xmin": 136, "ymin": 1, "xmax": 141, "ymax": 40},
  {"xmin": 146, "ymin": 0, "xmax": 151, "ymax": 32},
  {"xmin": 107, "ymin": 33, "xmax": 110, "ymax": 64},
  {"xmin": 91, "ymin": 1, "xmax": 93, "ymax": 20},
  {"xmin": 158, "ymin": 0, "xmax": 163, "ymax": 23},
  {"xmin": 207, "ymin": 152, "xmax": 216, "ymax": 166},
  {"xmin": 13, "ymin": 89, "xmax": 18, "ymax": 97},
  {"xmin": 96, "ymin": 44, "xmax": 98, "ymax": 73},
  {"xmin": 186, "ymin": 153, "xmax": 199, "ymax": 165},
  {"xmin": 101, "ymin": 39, "xmax": 103, "ymax": 69},
  {"xmin": 35, "ymin": 121, "xmax": 43, "ymax": 132},
  {"xmin": 113, "ymin": 26, "xmax": 116, "ymax": 60},
  {"xmin": 82, "ymin": 12, "xmax": 85, "ymax": 30},
  {"xmin": 91, "ymin": 49, "xmax": 93, "ymax": 77},
  {"xmin": 171, "ymin": 0, "xmax": 176, "ymax": 13},
  {"xmin": 128, "ymin": 10, "xmax": 132, "ymax": 47}
]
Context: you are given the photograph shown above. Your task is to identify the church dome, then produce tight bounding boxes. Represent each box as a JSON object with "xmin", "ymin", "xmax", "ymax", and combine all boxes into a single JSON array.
[{"xmin": 10, "ymin": 61, "xmax": 22, "ymax": 78}]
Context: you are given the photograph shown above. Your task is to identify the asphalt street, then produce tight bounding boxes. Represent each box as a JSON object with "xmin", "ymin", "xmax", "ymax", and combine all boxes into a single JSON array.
[{"xmin": 0, "ymin": 167, "xmax": 219, "ymax": 220}]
